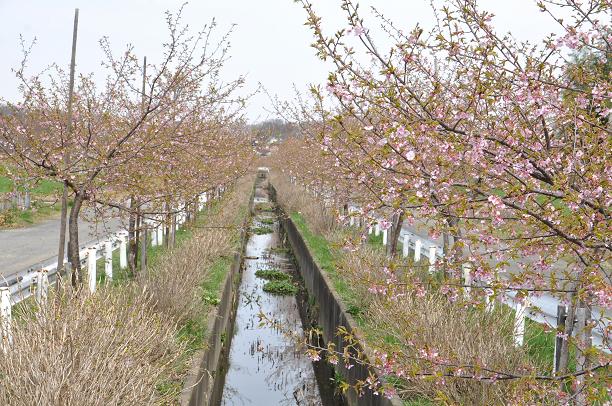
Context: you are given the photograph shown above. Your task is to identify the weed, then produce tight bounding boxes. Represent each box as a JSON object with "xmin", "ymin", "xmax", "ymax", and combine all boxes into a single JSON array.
[
  {"xmin": 203, "ymin": 294, "xmax": 221, "ymax": 306},
  {"xmin": 255, "ymin": 269, "xmax": 291, "ymax": 281},
  {"xmin": 269, "ymin": 246, "xmax": 289, "ymax": 254},
  {"xmin": 254, "ymin": 202, "xmax": 275, "ymax": 212},
  {"xmin": 346, "ymin": 304, "xmax": 362, "ymax": 317},
  {"xmin": 263, "ymin": 280, "xmax": 298, "ymax": 295},
  {"xmin": 251, "ymin": 226, "xmax": 273, "ymax": 235}
]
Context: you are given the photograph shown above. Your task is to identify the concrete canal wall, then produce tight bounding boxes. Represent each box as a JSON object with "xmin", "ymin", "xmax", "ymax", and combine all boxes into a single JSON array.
[
  {"xmin": 180, "ymin": 188, "xmax": 254, "ymax": 406},
  {"xmin": 270, "ymin": 184, "xmax": 402, "ymax": 406}
]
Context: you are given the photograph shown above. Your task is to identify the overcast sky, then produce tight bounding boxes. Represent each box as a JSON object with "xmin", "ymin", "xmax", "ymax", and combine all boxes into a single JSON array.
[{"xmin": 0, "ymin": 0, "xmax": 564, "ymax": 122}]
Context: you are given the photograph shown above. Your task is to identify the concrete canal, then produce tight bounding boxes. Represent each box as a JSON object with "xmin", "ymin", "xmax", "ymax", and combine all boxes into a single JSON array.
[{"xmin": 218, "ymin": 176, "xmax": 342, "ymax": 405}]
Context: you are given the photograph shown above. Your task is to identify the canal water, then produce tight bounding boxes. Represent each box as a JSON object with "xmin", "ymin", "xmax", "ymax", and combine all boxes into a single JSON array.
[{"xmin": 218, "ymin": 181, "xmax": 339, "ymax": 406}]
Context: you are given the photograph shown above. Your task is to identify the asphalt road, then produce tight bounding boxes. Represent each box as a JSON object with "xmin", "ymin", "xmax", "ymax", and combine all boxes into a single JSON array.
[{"xmin": 0, "ymin": 213, "xmax": 122, "ymax": 278}]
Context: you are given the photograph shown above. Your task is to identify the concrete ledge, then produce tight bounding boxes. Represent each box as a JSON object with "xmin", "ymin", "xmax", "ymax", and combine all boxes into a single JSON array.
[{"xmin": 271, "ymin": 185, "xmax": 402, "ymax": 406}]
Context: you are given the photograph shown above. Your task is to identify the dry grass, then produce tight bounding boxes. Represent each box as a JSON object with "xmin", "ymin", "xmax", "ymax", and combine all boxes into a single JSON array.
[
  {"xmin": 141, "ymin": 229, "xmax": 233, "ymax": 326},
  {"xmin": 0, "ymin": 177, "xmax": 253, "ymax": 406},
  {"xmin": 365, "ymin": 292, "xmax": 543, "ymax": 404},
  {"xmin": 270, "ymin": 174, "xmax": 558, "ymax": 404},
  {"xmin": 332, "ymin": 231, "xmax": 555, "ymax": 404},
  {"xmin": 270, "ymin": 174, "xmax": 336, "ymax": 236},
  {"xmin": 0, "ymin": 288, "xmax": 181, "ymax": 406}
]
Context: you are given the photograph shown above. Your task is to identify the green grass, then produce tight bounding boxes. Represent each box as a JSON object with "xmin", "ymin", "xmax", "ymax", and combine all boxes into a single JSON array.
[
  {"xmin": 288, "ymin": 210, "xmax": 604, "ymax": 404},
  {"xmin": 259, "ymin": 217, "xmax": 275, "ymax": 225},
  {"xmin": 0, "ymin": 201, "xmax": 63, "ymax": 228},
  {"xmin": 95, "ymin": 247, "xmax": 128, "ymax": 285},
  {"xmin": 201, "ymin": 256, "xmax": 233, "ymax": 308},
  {"xmin": 255, "ymin": 269, "xmax": 291, "ymax": 281},
  {"xmin": 174, "ymin": 255, "xmax": 234, "ymax": 356},
  {"xmin": 154, "ymin": 196, "xmax": 247, "ymax": 400},
  {"xmin": 290, "ymin": 212, "xmax": 361, "ymax": 320},
  {"xmin": 254, "ymin": 202, "xmax": 275, "ymax": 212},
  {"xmin": 524, "ymin": 317, "xmax": 577, "ymax": 373},
  {"xmin": 263, "ymin": 279, "xmax": 298, "ymax": 295},
  {"xmin": 251, "ymin": 226, "xmax": 273, "ymax": 235},
  {"xmin": 32, "ymin": 179, "xmax": 63, "ymax": 195},
  {"xmin": 0, "ymin": 176, "xmax": 11, "ymax": 193},
  {"xmin": 0, "ymin": 175, "xmax": 62, "ymax": 195},
  {"xmin": 367, "ymin": 232, "xmax": 383, "ymax": 247}
]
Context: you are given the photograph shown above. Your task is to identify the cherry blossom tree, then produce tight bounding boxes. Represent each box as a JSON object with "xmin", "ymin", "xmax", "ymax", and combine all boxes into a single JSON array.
[
  {"xmin": 279, "ymin": 0, "xmax": 609, "ymax": 402},
  {"xmin": 0, "ymin": 7, "xmax": 251, "ymax": 285}
]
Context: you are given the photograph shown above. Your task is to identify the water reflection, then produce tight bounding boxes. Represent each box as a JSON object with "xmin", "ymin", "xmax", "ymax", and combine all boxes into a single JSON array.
[{"xmin": 219, "ymin": 191, "xmax": 323, "ymax": 406}]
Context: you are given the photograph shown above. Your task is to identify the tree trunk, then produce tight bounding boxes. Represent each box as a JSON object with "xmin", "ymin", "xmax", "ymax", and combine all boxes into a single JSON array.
[
  {"xmin": 575, "ymin": 304, "xmax": 592, "ymax": 405},
  {"xmin": 128, "ymin": 196, "xmax": 137, "ymax": 274},
  {"xmin": 68, "ymin": 191, "xmax": 85, "ymax": 288},
  {"xmin": 140, "ymin": 223, "xmax": 148, "ymax": 273},
  {"xmin": 558, "ymin": 298, "xmax": 577, "ymax": 374},
  {"xmin": 165, "ymin": 201, "xmax": 171, "ymax": 248},
  {"xmin": 442, "ymin": 231, "xmax": 450, "ymax": 279},
  {"xmin": 386, "ymin": 210, "xmax": 404, "ymax": 258},
  {"xmin": 191, "ymin": 199, "xmax": 197, "ymax": 224},
  {"xmin": 57, "ymin": 182, "xmax": 69, "ymax": 276},
  {"xmin": 170, "ymin": 213, "xmax": 176, "ymax": 247},
  {"xmin": 449, "ymin": 218, "xmax": 464, "ymax": 266},
  {"xmin": 135, "ymin": 212, "xmax": 141, "ymax": 266}
]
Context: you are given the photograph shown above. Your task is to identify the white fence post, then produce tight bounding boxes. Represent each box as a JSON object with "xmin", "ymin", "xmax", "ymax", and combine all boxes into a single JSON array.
[
  {"xmin": 462, "ymin": 263, "xmax": 472, "ymax": 298},
  {"xmin": 119, "ymin": 233, "xmax": 128, "ymax": 270},
  {"xmin": 402, "ymin": 234, "xmax": 410, "ymax": 258},
  {"xmin": 157, "ymin": 225, "xmax": 163, "ymax": 246},
  {"xmin": 87, "ymin": 247, "xmax": 97, "ymax": 293},
  {"xmin": 1, "ymin": 287, "xmax": 12, "ymax": 349},
  {"xmin": 514, "ymin": 299, "xmax": 529, "ymax": 346},
  {"xmin": 382, "ymin": 229, "xmax": 388, "ymax": 246},
  {"xmin": 375, "ymin": 222, "xmax": 380, "ymax": 236},
  {"xmin": 414, "ymin": 239, "xmax": 422, "ymax": 262},
  {"xmin": 104, "ymin": 240, "xmax": 113, "ymax": 281},
  {"xmin": 151, "ymin": 225, "xmax": 158, "ymax": 247},
  {"xmin": 428, "ymin": 245, "xmax": 437, "ymax": 273},
  {"xmin": 36, "ymin": 269, "xmax": 49, "ymax": 305},
  {"xmin": 368, "ymin": 225, "xmax": 373, "ymax": 235}
]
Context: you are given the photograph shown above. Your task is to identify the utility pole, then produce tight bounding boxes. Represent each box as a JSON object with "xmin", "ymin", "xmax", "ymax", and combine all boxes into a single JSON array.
[
  {"xmin": 131, "ymin": 56, "xmax": 147, "ymax": 273},
  {"xmin": 57, "ymin": 8, "xmax": 79, "ymax": 285}
]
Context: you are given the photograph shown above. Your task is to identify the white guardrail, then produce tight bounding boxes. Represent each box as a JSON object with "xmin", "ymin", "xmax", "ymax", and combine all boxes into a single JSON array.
[
  {"xmin": 0, "ymin": 190, "xmax": 219, "ymax": 347},
  {"xmin": 1, "ymin": 219, "xmax": 179, "ymax": 306},
  {"xmin": 346, "ymin": 203, "xmax": 609, "ymax": 355}
]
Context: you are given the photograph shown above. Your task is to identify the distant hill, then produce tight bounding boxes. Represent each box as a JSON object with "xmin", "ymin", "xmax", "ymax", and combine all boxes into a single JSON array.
[{"xmin": 249, "ymin": 119, "xmax": 298, "ymax": 155}]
